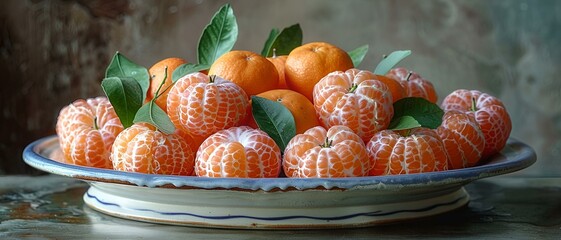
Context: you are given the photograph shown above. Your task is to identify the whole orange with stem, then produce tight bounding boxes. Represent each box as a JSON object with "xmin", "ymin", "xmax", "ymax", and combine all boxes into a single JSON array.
[
  {"xmin": 146, "ymin": 57, "xmax": 188, "ymax": 112},
  {"xmin": 111, "ymin": 123, "xmax": 196, "ymax": 175},
  {"xmin": 55, "ymin": 96, "xmax": 124, "ymax": 168},
  {"xmin": 285, "ymin": 42, "xmax": 354, "ymax": 101},
  {"xmin": 437, "ymin": 110, "xmax": 486, "ymax": 169},
  {"xmin": 267, "ymin": 53, "xmax": 288, "ymax": 89},
  {"xmin": 366, "ymin": 128, "xmax": 449, "ymax": 176},
  {"xmin": 283, "ymin": 125, "xmax": 370, "ymax": 178},
  {"xmin": 167, "ymin": 72, "xmax": 250, "ymax": 140},
  {"xmin": 195, "ymin": 126, "xmax": 281, "ymax": 178},
  {"xmin": 247, "ymin": 89, "xmax": 320, "ymax": 134},
  {"xmin": 441, "ymin": 89, "xmax": 512, "ymax": 159},
  {"xmin": 386, "ymin": 67, "xmax": 438, "ymax": 103},
  {"xmin": 208, "ymin": 50, "xmax": 279, "ymax": 96},
  {"xmin": 313, "ymin": 68, "xmax": 394, "ymax": 142}
]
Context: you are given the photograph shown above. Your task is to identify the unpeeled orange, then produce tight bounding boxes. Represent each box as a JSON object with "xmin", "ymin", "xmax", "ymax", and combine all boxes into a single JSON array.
[
  {"xmin": 208, "ymin": 50, "xmax": 279, "ymax": 96},
  {"xmin": 285, "ymin": 42, "xmax": 354, "ymax": 101},
  {"xmin": 146, "ymin": 57, "xmax": 188, "ymax": 112}
]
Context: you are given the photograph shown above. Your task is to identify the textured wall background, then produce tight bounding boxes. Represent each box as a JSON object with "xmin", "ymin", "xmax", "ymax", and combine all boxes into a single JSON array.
[{"xmin": 1, "ymin": 0, "xmax": 560, "ymax": 176}]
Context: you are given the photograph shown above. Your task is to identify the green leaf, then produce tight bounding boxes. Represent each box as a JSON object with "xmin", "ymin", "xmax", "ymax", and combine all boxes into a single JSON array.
[
  {"xmin": 172, "ymin": 63, "xmax": 211, "ymax": 83},
  {"xmin": 198, "ymin": 3, "xmax": 238, "ymax": 66},
  {"xmin": 348, "ymin": 44, "xmax": 369, "ymax": 68},
  {"xmin": 251, "ymin": 96, "xmax": 296, "ymax": 152},
  {"xmin": 105, "ymin": 52, "xmax": 150, "ymax": 102},
  {"xmin": 373, "ymin": 50, "xmax": 412, "ymax": 75},
  {"xmin": 389, "ymin": 97, "xmax": 444, "ymax": 130},
  {"xmin": 388, "ymin": 116, "xmax": 422, "ymax": 130},
  {"xmin": 261, "ymin": 28, "xmax": 280, "ymax": 56},
  {"xmin": 101, "ymin": 77, "xmax": 144, "ymax": 128},
  {"xmin": 262, "ymin": 24, "xmax": 303, "ymax": 57},
  {"xmin": 133, "ymin": 101, "xmax": 176, "ymax": 134}
]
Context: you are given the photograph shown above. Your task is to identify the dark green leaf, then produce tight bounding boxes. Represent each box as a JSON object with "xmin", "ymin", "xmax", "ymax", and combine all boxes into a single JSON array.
[
  {"xmin": 105, "ymin": 52, "xmax": 150, "ymax": 102},
  {"xmin": 198, "ymin": 3, "xmax": 238, "ymax": 66},
  {"xmin": 261, "ymin": 28, "xmax": 280, "ymax": 56},
  {"xmin": 389, "ymin": 97, "xmax": 444, "ymax": 130},
  {"xmin": 251, "ymin": 96, "xmax": 296, "ymax": 152},
  {"xmin": 133, "ymin": 101, "xmax": 176, "ymax": 134},
  {"xmin": 348, "ymin": 44, "xmax": 369, "ymax": 68},
  {"xmin": 172, "ymin": 63, "xmax": 211, "ymax": 83},
  {"xmin": 262, "ymin": 24, "xmax": 303, "ymax": 57},
  {"xmin": 373, "ymin": 50, "xmax": 412, "ymax": 75},
  {"xmin": 101, "ymin": 77, "xmax": 143, "ymax": 128}
]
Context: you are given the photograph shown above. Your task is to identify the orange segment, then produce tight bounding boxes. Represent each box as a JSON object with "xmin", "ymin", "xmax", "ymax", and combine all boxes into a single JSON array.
[
  {"xmin": 55, "ymin": 97, "xmax": 123, "ymax": 169},
  {"xmin": 283, "ymin": 125, "xmax": 370, "ymax": 178},
  {"xmin": 367, "ymin": 128, "xmax": 449, "ymax": 175},
  {"xmin": 111, "ymin": 123, "xmax": 195, "ymax": 175},
  {"xmin": 195, "ymin": 126, "xmax": 281, "ymax": 178},
  {"xmin": 437, "ymin": 110, "xmax": 486, "ymax": 169},
  {"xmin": 386, "ymin": 67, "xmax": 438, "ymax": 103},
  {"xmin": 441, "ymin": 89, "xmax": 512, "ymax": 158},
  {"xmin": 313, "ymin": 69, "xmax": 394, "ymax": 142},
  {"xmin": 373, "ymin": 74, "xmax": 406, "ymax": 103},
  {"xmin": 167, "ymin": 72, "xmax": 249, "ymax": 140}
]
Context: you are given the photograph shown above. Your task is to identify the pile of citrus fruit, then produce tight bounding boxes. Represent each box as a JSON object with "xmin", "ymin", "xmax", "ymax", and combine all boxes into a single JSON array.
[{"xmin": 54, "ymin": 4, "xmax": 512, "ymax": 178}]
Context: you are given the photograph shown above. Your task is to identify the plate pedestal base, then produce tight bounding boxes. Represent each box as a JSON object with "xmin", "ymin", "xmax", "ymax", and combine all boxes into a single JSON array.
[{"xmin": 84, "ymin": 182, "xmax": 470, "ymax": 229}]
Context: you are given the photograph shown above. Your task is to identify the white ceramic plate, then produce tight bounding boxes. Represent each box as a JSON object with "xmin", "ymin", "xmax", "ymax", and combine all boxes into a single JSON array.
[{"xmin": 23, "ymin": 136, "xmax": 536, "ymax": 229}]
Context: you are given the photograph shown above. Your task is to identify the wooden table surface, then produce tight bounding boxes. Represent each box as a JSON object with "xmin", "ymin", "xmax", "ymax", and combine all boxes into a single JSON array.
[{"xmin": 1, "ymin": 175, "xmax": 560, "ymax": 239}]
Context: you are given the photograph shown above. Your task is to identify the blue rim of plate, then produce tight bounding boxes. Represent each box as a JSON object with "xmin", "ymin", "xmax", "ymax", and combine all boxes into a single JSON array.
[{"xmin": 23, "ymin": 135, "xmax": 536, "ymax": 191}]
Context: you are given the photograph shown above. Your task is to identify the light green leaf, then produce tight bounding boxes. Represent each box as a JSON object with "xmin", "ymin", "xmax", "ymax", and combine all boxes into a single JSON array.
[
  {"xmin": 262, "ymin": 24, "xmax": 303, "ymax": 57},
  {"xmin": 251, "ymin": 96, "xmax": 296, "ymax": 152},
  {"xmin": 373, "ymin": 50, "xmax": 412, "ymax": 75},
  {"xmin": 387, "ymin": 116, "xmax": 422, "ymax": 130},
  {"xmin": 198, "ymin": 3, "xmax": 238, "ymax": 66},
  {"xmin": 261, "ymin": 28, "xmax": 280, "ymax": 56},
  {"xmin": 133, "ymin": 101, "xmax": 176, "ymax": 134},
  {"xmin": 172, "ymin": 63, "xmax": 211, "ymax": 83},
  {"xmin": 105, "ymin": 52, "xmax": 150, "ymax": 102},
  {"xmin": 348, "ymin": 44, "xmax": 369, "ymax": 68},
  {"xmin": 389, "ymin": 97, "xmax": 444, "ymax": 130},
  {"xmin": 101, "ymin": 77, "xmax": 143, "ymax": 128}
]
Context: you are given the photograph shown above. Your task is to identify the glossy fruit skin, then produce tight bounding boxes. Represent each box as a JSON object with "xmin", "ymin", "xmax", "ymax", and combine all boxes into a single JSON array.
[
  {"xmin": 167, "ymin": 72, "xmax": 249, "ymax": 140},
  {"xmin": 437, "ymin": 110, "xmax": 486, "ymax": 169},
  {"xmin": 267, "ymin": 55, "xmax": 288, "ymax": 89},
  {"xmin": 208, "ymin": 50, "xmax": 279, "ymax": 96},
  {"xmin": 373, "ymin": 74, "xmax": 406, "ymax": 103},
  {"xmin": 146, "ymin": 57, "xmax": 188, "ymax": 112},
  {"xmin": 366, "ymin": 128, "xmax": 449, "ymax": 176},
  {"xmin": 247, "ymin": 89, "xmax": 320, "ymax": 134},
  {"xmin": 111, "ymin": 123, "xmax": 195, "ymax": 175},
  {"xmin": 285, "ymin": 42, "xmax": 354, "ymax": 101},
  {"xmin": 195, "ymin": 126, "xmax": 281, "ymax": 178},
  {"xmin": 386, "ymin": 67, "xmax": 438, "ymax": 103},
  {"xmin": 441, "ymin": 89, "xmax": 512, "ymax": 158},
  {"xmin": 313, "ymin": 69, "xmax": 394, "ymax": 142},
  {"xmin": 283, "ymin": 125, "xmax": 370, "ymax": 178},
  {"xmin": 56, "ymin": 97, "xmax": 123, "ymax": 169}
]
